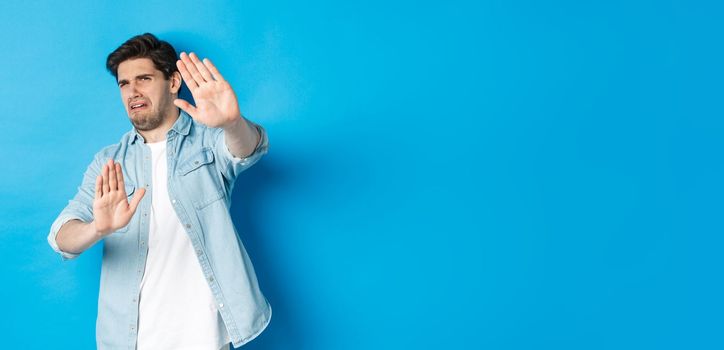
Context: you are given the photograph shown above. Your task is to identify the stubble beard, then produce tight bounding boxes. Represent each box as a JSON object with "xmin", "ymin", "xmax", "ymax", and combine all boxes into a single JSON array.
[{"xmin": 130, "ymin": 109, "xmax": 165, "ymax": 131}]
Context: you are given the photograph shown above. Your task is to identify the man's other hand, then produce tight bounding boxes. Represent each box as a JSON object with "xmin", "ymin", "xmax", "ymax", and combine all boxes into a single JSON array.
[{"xmin": 93, "ymin": 158, "xmax": 146, "ymax": 237}]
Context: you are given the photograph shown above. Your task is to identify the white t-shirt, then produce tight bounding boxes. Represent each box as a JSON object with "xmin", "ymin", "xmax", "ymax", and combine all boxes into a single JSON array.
[{"xmin": 136, "ymin": 140, "xmax": 230, "ymax": 350}]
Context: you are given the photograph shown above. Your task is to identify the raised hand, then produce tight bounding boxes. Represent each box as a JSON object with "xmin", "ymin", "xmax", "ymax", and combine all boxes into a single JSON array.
[
  {"xmin": 93, "ymin": 158, "xmax": 146, "ymax": 236},
  {"xmin": 174, "ymin": 52, "xmax": 241, "ymax": 129}
]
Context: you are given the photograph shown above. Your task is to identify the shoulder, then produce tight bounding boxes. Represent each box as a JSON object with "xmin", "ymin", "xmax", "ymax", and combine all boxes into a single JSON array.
[
  {"xmin": 190, "ymin": 118, "xmax": 223, "ymax": 137},
  {"xmin": 175, "ymin": 110, "xmax": 222, "ymax": 142},
  {"xmin": 91, "ymin": 130, "xmax": 136, "ymax": 162},
  {"xmin": 186, "ymin": 118, "xmax": 225, "ymax": 149}
]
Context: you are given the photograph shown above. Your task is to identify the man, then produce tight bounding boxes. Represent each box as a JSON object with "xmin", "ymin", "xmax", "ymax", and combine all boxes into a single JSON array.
[{"xmin": 47, "ymin": 33, "xmax": 272, "ymax": 350}]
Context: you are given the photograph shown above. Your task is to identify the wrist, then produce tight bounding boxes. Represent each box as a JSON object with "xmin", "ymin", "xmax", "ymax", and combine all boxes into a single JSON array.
[
  {"xmin": 89, "ymin": 220, "xmax": 107, "ymax": 239},
  {"xmin": 221, "ymin": 115, "xmax": 244, "ymax": 131}
]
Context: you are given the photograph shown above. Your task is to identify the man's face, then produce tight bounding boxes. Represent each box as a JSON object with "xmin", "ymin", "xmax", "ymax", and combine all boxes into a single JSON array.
[{"xmin": 117, "ymin": 58, "xmax": 179, "ymax": 131}]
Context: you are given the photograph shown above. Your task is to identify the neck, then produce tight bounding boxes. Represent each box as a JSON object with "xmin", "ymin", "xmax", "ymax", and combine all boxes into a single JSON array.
[{"xmin": 137, "ymin": 108, "xmax": 181, "ymax": 143}]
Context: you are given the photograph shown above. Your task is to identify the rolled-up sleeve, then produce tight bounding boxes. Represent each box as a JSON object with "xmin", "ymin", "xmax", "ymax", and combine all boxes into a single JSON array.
[
  {"xmin": 48, "ymin": 155, "xmax": 101, "ymax": 260},
  {"xmin": 214, "ymin": 120, "xmax": 269, "ymax": 183}
]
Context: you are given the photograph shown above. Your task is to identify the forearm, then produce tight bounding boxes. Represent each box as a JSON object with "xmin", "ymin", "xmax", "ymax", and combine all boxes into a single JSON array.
[
  {"xmin": 56, "ymin": 219, "xmax": 103, "ymax": 255},
  {"xmin": 222, "ymin": 116, "xmax": 260, "ymax": 159}
]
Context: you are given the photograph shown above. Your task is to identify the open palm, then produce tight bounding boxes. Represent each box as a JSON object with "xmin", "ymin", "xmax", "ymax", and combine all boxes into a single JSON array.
[
  {"xmin": 93, "ymin": 158, "xmax": 145, "ymax": 236},
  {"xmin": 174, "ymin": 52, "xmax": 240, "ymax": 129}
]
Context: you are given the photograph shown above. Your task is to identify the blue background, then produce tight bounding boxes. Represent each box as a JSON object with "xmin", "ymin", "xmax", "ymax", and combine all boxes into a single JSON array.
[{"xmin": 1, "ymin": 0, "xmax": 722, "ymax": 349}]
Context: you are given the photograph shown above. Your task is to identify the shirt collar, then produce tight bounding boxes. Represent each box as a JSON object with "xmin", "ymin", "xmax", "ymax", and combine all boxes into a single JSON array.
[{"xmin": 129, "ymin": 109, "xmax": 192, "ymax": 144}]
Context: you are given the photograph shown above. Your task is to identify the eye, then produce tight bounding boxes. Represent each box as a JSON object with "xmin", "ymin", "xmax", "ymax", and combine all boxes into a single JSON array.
[{"xmin": 118, "ymin": 82, "xmax": 127, "ymax": 87}]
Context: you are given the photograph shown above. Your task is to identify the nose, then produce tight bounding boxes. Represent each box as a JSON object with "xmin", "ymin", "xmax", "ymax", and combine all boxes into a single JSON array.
[{"xmin": 126, "ymin": 82, "xmax": 142, "ymax": 100}]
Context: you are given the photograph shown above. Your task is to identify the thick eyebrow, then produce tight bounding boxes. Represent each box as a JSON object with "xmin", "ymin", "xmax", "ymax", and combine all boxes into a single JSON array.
[{"xmin": 117, "ymin": 74, "xmax": 154, "ymax": 85}]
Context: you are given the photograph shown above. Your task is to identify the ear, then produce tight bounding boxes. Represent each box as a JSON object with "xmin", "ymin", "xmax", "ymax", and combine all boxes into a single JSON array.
[{"xmin": 169, "ymin": 71, "xmax": 182, "ymax": 94}]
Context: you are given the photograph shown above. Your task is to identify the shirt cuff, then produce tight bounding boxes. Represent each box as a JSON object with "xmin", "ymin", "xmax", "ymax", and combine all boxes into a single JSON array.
[
  {"xmin": 48, "ymin": 215, "xmax": 83, "ymax": 260},
  {"xmin": 226, "ymin": 122, "xmax": 266, "ymax": 160},
  {"xmin": 218, "ymin": 122, "xmax": 269, "ymax": 174}
]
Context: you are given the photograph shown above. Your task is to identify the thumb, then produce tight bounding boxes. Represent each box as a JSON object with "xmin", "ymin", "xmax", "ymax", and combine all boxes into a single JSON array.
[
  {"xmin": 128, "ymin": 187, "xmax": 146, "ymax": 213},
  {"xmin": 174, "ymin": 99, "xmax": 197, "ymax": 117}
]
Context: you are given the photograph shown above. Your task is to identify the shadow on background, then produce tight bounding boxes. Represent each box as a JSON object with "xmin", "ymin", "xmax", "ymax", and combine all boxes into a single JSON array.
[{"xmin": 228, "ymin": 159, "xmax": 301, "ymax": 349}]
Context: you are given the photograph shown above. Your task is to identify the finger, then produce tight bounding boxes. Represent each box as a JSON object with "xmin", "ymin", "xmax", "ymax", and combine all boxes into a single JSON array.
[
  {"xmin": 180, "ymin": 52, "xmax": 207, "ymax": 86},
  {"xmin": 177, "ymin": 59, "xmax": 198, "ymax": 90},
  {"xmin": 174, "ymin": 98, "xmax": 198, "ymax": 117},
  {"xmin": 115, "ymin": 163, "xmax": 126, "ymax": 195},
  {"xmin": 190, "ymin": 52, "xmax": 214, "ymax": 82},
  {"xmin": 102, "ymin": 163, "xmax": 110, "ymax": 195},
  {"xmin": 128, "ymin": 188, "xmax": 146, "ymax": 213},
  {"xmin": 108, "ymin": 160, "xmax": 118, "ymax": 192},
  {"xmin": 95, "ymin": 175, "xmax": 103, "ymax": 200},
  {"xmin": 202, "ymin": 58, "xmax": 226, "ymax": 82}
]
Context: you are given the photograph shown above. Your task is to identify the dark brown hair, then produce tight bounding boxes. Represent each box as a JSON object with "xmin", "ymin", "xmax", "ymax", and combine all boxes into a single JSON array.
[{"xmin": 106, "ymin": 33, "xmax": 178, "ymax": 80}]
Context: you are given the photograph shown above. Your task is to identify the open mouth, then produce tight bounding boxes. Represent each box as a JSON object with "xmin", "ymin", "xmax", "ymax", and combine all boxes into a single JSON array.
[{"xmin": 129, "ymin": 101, "xmax": 148, "ymax": 111}]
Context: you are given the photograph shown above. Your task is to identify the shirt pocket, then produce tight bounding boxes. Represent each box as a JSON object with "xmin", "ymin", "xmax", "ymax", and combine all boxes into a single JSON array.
[
  {"xmin": 176, "ymin": 147, "xmax": 225, "ymax": 209},
  {"xmin": 115, "ymin": 184, "xmax": 136, "ymax": 233}
]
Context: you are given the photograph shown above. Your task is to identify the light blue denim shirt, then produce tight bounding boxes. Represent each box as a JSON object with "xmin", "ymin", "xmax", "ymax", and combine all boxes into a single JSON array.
[{"xmin": 47, "ymin": 110, "xmax": 272, "ymax": 349}]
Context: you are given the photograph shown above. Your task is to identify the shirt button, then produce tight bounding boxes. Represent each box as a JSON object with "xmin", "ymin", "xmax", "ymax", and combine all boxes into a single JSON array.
[
  {"xmin": 208, "ymin": 276, "xmax": 214, "ymax": 282},
  {"xmin": 196, "ymin": 249, "xmax": 203, "ymax": 256},
  {"xmin": 186, "ymin": 224, "xmax": 191, "ymax": 228},
  {"xmin": 140, "ymin": 241, "xmax": 145, "ymax": 246}
]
